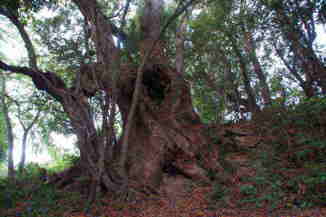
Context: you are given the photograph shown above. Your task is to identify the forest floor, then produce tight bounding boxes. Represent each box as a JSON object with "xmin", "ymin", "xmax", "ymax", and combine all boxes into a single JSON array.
[{"xmin": 1, "ymin": 114, "xmax": 326, "ymax": 217}]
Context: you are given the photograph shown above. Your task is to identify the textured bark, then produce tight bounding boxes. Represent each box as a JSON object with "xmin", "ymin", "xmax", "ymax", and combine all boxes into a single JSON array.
[
  {"xmin": 73, "ymin": 0, "xmax": 118, "ymax": 62},
  {"xmin": 117, "ymin": 0, "xmax": 211, "ymax": 189},
  {"xmin": 117, "ymin": 63, "xmax": 210, "ymax": 188},
  {"xmin": 139, "ymin": 0, "xmax": 165, "ymax": 62},
  {"xmin": 238, "ymin": 58, "xmax": 259, "ymax": 113}
]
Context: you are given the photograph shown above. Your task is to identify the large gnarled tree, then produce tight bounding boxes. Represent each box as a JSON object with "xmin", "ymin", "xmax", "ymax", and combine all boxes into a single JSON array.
[{"xmin": 0, "ymin": 0, "xmax": 219, "ymax": 195}]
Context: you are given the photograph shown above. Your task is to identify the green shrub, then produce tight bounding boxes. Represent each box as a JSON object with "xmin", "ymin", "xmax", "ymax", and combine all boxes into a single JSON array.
[
  {"xmin": 0, "ymin": 172, "xmax": 83, "ymax": 217},
  {"xmin": 211, "ymin": 183, "xmax": 229, "ymax": 201},
  {"xmin": 240, "ymin": 184, "xmax": 257, "ymax": 195},
  {"xmin": 48, "ymin": 153, "xmax": 79, "ymax": 172}
]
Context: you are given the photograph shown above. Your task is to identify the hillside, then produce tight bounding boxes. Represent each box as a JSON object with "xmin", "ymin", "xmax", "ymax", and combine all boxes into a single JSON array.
[{"xmin": 1, "ymin": 100, "xmax": 326, "ymax": 217}]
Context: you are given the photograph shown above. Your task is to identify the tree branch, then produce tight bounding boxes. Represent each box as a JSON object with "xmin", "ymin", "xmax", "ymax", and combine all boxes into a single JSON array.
[
  {"xmin": 161, "ymin": 0, "xmax": 198, "ymax": 34},
  {"xmin": 0, "ymin": 7, "xmax": 38, "ymax": 70},
  {"xmin": 121, "ymin": 0, "xmax": 132, "ymax": 29},
  {"xmin": 72, "ymin": 0, "xmax": 119, "ymax": 64},
  {"xmin": 0, "ymin": 60, "xmax": 66, "ymax": 101}
]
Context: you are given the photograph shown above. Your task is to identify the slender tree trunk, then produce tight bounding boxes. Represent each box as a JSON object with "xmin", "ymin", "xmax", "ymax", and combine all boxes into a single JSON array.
[
  {"xmin": 238, "ymin": 60, "xmax": 259, "ymax": 113},
  {"xmin": 275, "ymin": 7, "xmax": 326, "ymax": 94},
  {"xmin": 1, "ymin": 7, "xmax": 41, "ymax": 171},
  {"xmin": 229, "ymin": 36, "xmax": 259, "ymax": 113},
  {"xmin": 244, "ymin": 31, "xmax": 271, "ymax": 105},
  {"xmin": 176, "ymin": 14, "xmax": 188, "ymax": 75},
  {"xmin": 0, "ymin": 116, "xmax": 4, "ymax": 160},
  {"xmin": 19, "ymin": 131, "xmax": 28, "ymax": 171},
  {"xmin": 273, "ymin": 41, "xmax": 316, "ymax": 98},
  {"xmin": 0, "ymin": 75, "xmax": 15, "ymax": 180},
  {"xmin": 212, "ymin": 47, "xmax": 243, "ymax": 116},
  {"xmin": 18, "ymin": 110, "xmax": 41, "ymax": 171}
]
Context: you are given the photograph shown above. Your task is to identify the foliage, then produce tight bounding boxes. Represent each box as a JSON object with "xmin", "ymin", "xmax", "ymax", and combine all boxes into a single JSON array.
[
  {"xmin": 0, "ymin": 0, "xmax": 57, "ymax": 13},
  {"xmin": 48, "ymin": 153, "xmax": 79, "ymax": 172},
  {"xmin": 32, "ymin": 3, "xmax": 86, "ymax": 70},
  {"xmin": 0, "ymin": 0, "xmax": 20, "ymax": 12},
  {"xmin": 0, "ymin": 163, "xmax": 83, "ymax": 217},
  {"xmin": 210, "ymin": 182, "xmax": 229, "ymax": 202},
  {"xmin": 206, "ymin": 94, "xmax": 326, "ymax": 211},
  {"xmin": 244, "ymin": 97, "xmax": 326, "ymax": 209}
]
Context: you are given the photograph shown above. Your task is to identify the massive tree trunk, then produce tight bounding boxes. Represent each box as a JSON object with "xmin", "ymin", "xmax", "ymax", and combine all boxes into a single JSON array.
[
  {"xmin": 118, "ymin": 63, "xmax": 211, "ymax": 187},
  {"xmin": 116, "ymin": 0, "xmax": 211, "ymax": 189},
  {"xmin": 0, "ymin": 0, "xmax": 217, "ymax": 194}
]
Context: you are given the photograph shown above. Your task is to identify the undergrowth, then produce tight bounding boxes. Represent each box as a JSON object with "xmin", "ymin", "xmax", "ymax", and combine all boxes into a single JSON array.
[
  {"xmin": 1, "ymin": 98, "xmax": 325, "ymax": 216},
  {"xmin": 0, "ymin": 158, "xmax": 83, "ymax": 217},
  {"xmin": 210, "ymin": 97, "xmax": 326, "ymax": 210}
]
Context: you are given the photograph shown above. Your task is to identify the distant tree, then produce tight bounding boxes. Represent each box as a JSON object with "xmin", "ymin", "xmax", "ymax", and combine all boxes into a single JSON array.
[
  {"xmin": 0, "ymin": 96, "xmax": 7, "ymax": 163},
  {"xmin": 262, "ymin": 0, "xmax": 326, "ymax": 96},
  {"xmin": 9, "ymin": 96, "xmax": 42, "ymax": 171},
  {"xmin": 239, "ymin": 0, "xmax": 272, "ymax": 106},
  {"xmin": 0, "ymin": 75, "xmax": 14, "ymax": 180},
  {"xmin": 0, "ymin": 0, "xmax": 51, "ymax": 175}
]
